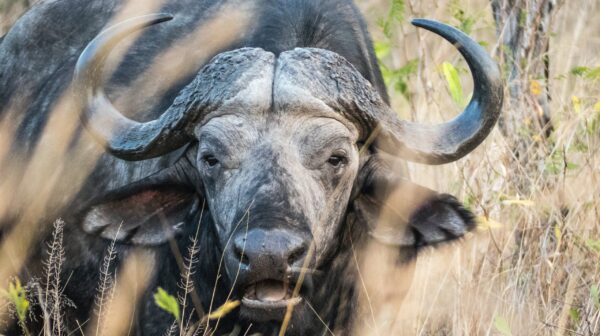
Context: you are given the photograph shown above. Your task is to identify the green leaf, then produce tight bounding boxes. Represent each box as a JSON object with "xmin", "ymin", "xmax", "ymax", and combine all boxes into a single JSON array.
[
  {"xmin": 1, "ymin": 278, "xmax": 29, "ymax": 323},
  {"xmin": 586, "ymin": 239, "xmax": 600, "ymax": 252},
  {"xmin": 378, "ymin": 59, "xmax": 419, "ymax": 100},
  {"xmin": 374, "ymin": 41, "xmax": 391, "ymax": 60},
  {"xmin": 397, "ymin": 59, "xmax": 419, "ymax": 77},
  {"xmin": 566, "ymin": 162, "xmax": 579, "ymax": 170},
  {"xmin": 379, "ymin": 66, "xmax": 392, "ymax": 87},
  {"xmin": 449, "ymin": 0, "xmax": 476, "ymax": 34},
  {"xmin": 544, "ymin": 150, "xmax": 563, "ymax": 174},
  {"xmin": 389, "ymin": 0, "xmax": 405, "ymax": 22},
  {"xmin": 395, "ymin": 80, "xmax": 408, "ymax": 97},
  {"xmin": 493, "ymin": 315, "xmax": 513, "ymax": 336},
  {"xmin": 591, "ymin": 285, "xmax": 600, "ymax": 310},
  {"xmin": 544, "ymin": 150, "xmax": 578, "ymax": 175},
  {"xmin": 442, "ymin": 62, "xmax": 464, "ymax": 106},
  {"xmin": 394, "ymin": 59, "xmax": 419, "ymax": 99},
  {"xmin": 383, "ymin": 21, "xmax": 393, "ymax": 39},
  {"xmin": 382, "ymin": 0, "xmax": 405, "ymax": 38},
  {"xmin": 586, "ymin": 67, "xmax": 600, "ymax": 79},
  {"xmin": 571, "ymin": 66, "xmax": 600, "ymax": 80},
  {"xmin": 571, "ymin": 66, "xmax": 590, "ymax": 76},
  {"xmin": 569, "ymin": 308, "xmax": 581, "ymax": 323},
  {"xmin": 153, "ymin": 287, "xmax": 180, "ymax": 321},
  {"xmin": 573, "ymin": 140, "xmax": 589, "ymax": 152}
]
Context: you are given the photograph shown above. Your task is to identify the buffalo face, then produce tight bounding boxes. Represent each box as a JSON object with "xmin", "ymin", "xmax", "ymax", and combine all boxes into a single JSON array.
[{"xmin": 191, "ymin": 50, "xmax": 362, "ymax": 321}]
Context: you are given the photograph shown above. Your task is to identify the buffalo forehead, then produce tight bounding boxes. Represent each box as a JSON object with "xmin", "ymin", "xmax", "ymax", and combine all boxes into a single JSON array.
[
  {"xmin": 193, "ymin": 47, "xmax": 275, "ymax": 126},
  {"xmin": 196, "ymin": 47, "xmax": 368, "ymax": 132},
  {"xmin": 273, "ymin": 48, "xmax": 379, "ymax": 132}
]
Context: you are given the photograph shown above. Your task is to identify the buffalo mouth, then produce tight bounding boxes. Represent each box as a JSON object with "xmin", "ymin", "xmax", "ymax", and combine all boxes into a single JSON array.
[
  {"xmin": 240, "ymin": 279, "xmax": 305, "ymax": 321},
  {"xmin": 242, "ymin": 279, "xmax": 302, "ymax": 309}
]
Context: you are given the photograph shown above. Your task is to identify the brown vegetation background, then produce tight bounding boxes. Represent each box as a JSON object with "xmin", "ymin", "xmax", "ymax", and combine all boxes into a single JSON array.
[{"xmin": 1, "ymin": 0, "xmax": 599, "ymax": 335}]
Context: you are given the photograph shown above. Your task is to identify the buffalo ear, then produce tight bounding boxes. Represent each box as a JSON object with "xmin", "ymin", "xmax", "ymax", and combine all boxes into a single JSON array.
[
  {"xmin": 402, "ymin": 192, "xmax": 476, "ymax": 248},
  {"xmin": 353, "ymin": 155, "xmax": 476, "ymax": 250},
  {"xmin": 81, "ymin": 184, "xmax": 200, "ymax": 245}
]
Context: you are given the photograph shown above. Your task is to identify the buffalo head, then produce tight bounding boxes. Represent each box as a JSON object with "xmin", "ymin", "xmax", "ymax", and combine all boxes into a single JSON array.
[{"xmin": 74, "ymin": 14, "xmax": 502, "ymax": 331}]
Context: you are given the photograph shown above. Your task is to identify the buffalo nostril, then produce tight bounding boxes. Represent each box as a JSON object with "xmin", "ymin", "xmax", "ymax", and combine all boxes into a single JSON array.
[
  {"xmin": 234, "ymin": 240, "xmax": 250, "ymax": 266},
  {"xmin": 287, "ymin": 244, "xmax": 307, "ymax": 266},
  {"xmin": 236, "ymin": 249, "xmax": 250, "ymax": 266}
]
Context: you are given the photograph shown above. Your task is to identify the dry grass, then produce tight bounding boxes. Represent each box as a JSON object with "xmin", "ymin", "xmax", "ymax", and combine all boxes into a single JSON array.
[
  {"xmin": 1, "ymin": 0, "xmax": 599, "ymax": 335},
  {"xmin": 356, "ymin": 0, "xmax": 600, "ymax": 335}
]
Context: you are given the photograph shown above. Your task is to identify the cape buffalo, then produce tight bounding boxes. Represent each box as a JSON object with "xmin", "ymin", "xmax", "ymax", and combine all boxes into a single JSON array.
[{"xmin": 0, "ymin": 0, "xmax": 502, "ymax": 334}]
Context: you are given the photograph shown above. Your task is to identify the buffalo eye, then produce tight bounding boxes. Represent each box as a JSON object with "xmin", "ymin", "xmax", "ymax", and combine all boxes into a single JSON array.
[
  {"xmin": 202, "ymin": 154, "xmax": 219, "ymax": 167},
  {"xmin": 327, "ymin": 155, "xmax": 347, "ymax": 167}
]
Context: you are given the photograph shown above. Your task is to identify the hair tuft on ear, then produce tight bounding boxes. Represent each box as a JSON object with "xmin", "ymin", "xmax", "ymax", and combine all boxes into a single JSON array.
[{"xmin": 408, "ymin": 193, "xmax": 476, "ymax": 250}]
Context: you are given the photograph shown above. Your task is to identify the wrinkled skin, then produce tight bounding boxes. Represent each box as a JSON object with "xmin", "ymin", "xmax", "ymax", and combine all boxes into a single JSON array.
[
  {"xmin": 197, "ymin": 51, "xmax": 359, "ymax": 262},
  {"xmin": 196, "ymin": 51, "xmax": 362, "ymax": 325}
]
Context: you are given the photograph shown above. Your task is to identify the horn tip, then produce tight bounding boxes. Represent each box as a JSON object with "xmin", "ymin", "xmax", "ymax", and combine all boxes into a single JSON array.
[
  {"xmin": 155, "ymin": 13, "xmax": 175, "ymax": 22},
  {"xmin": 410, "ymin": 18, "xmax": 441, "ymax": 29}
]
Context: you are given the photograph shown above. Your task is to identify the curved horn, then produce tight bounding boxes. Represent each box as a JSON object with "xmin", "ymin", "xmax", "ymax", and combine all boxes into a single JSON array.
[
  {"xmin": 380, "ymin": 19, "xmax": 503, "ymax": 164},
  {"xmin": 74, "ymin": 13, "xmax": 195, "ymax": 160}
]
